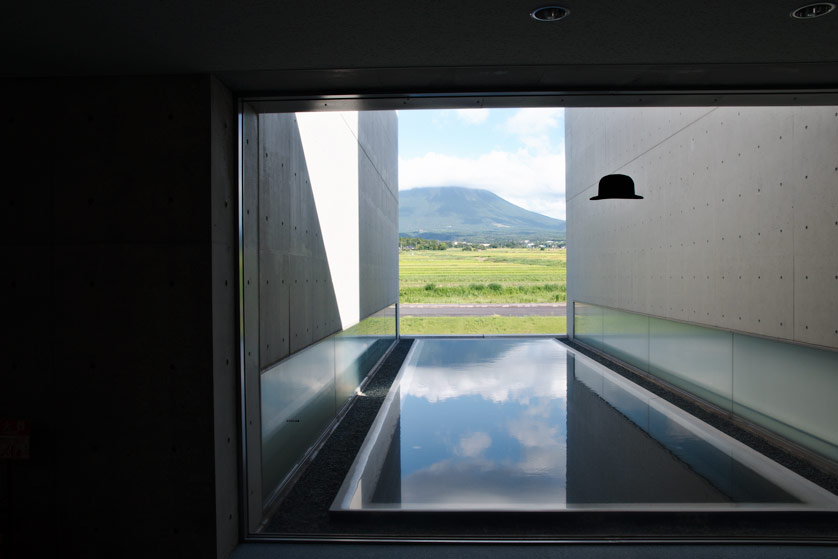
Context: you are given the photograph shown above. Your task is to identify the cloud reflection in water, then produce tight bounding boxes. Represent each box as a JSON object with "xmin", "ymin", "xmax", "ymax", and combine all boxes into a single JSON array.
[{"xmin": 397, "ymin": 339, "xmax": 568, "ymax": 506}]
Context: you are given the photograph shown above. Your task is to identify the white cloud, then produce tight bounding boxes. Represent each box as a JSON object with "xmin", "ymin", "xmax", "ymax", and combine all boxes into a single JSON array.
[
  {"xmin": 397, "ymin": 393, "xmax": 568, "ymax": 505},
  {"xmin": 507, "ymin": 415, "xmax": 560, "ymax": 449},
  {"xmin": 504, "ymin": 108, "xmax": 564, "ymax": 156},
  {"xmin": 504, "ymin": 108, "xmax": 563, "ymax": 136},
  {"xmin": 399, "ymin": 149, "xmax": 566, "ymax": 219},
  {"xmin": 400, "ymin": 458, "xmax": 567, "ymax": 506},
  {"xmin": 406, "ymin": 341, "xmax": 568, "ymax": 404},
  {"xmin": 399, "ymin": 108, "xmax": 566, "ymax": 219},
  {"xmin": 456, "ymin": 432, "xmax": 492, "ymax": 458},
  {"xmin": 455, "ymin": 108, "xmax": 490, "ymax": 125},
  {"xmin": 507, "ymin": 413, "xmax": 567, "ymax": 476}
]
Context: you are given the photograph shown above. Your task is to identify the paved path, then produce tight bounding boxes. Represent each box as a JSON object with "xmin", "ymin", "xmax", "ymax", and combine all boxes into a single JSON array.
[{"xmin": 398, "ymin": 303, "xmax": 566, "ymax": 317}]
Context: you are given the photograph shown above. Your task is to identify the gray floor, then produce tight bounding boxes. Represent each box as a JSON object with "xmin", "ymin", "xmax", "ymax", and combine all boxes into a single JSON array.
[{"xmin": 231, "ymin": 543, "xmax": 838, "ymax": 559}]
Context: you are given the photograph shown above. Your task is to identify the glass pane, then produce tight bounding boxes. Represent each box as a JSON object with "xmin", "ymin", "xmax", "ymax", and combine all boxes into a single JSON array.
[
  {"xmin": 335, "ymin": 305, "xmax": 397, "ymax": 410},
  {"xmin": 649, "ymin": 316, "xmax": 733, "ymax": 411},
  {"xmin": 733, "ymin": 333, "xmax": 838, "ymax": 461},
  {"xmin": 261, "ymin": 337, "xmax": 336, "ymax": 501},
  {"xmin": 574, "ymin": 301, "xmax": 604, "ymax": 350},
  {"xmin": 602, "ymin": 306, "xmax": 649, "ymax": 371}
]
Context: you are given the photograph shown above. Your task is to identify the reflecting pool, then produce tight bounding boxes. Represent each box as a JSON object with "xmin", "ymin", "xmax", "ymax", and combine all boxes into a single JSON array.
[{"xmin": 332, "ymin": 338, "xmax": 838, "ymax": 511}]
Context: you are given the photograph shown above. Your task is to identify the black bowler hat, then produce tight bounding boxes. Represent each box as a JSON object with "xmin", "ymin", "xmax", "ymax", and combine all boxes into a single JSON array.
[{"xmin": 590, "ymin": 174, "xmax": 643, "ymax": 200}]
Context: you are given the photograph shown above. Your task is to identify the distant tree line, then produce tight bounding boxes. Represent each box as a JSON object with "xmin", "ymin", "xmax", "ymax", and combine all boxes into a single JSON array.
[
  {"xmin": 399, "ymin": 237, "xmax": 450, "ymax": 250},
  {"xmin": 399, "ymin": 236, "xmax": 566, "ymax": 250}
]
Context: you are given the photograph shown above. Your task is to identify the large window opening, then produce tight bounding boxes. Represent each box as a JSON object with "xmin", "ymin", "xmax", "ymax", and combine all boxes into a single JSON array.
[
  {"xmin": 239, "ymin": 101, "xmax": 838, "ymax": 541},
  {"xmin": 397, "ymin": 108, "xmax": 567, "ymax": 336}
]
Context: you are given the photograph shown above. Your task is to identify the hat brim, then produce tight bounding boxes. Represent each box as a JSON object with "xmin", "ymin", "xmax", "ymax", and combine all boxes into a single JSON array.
[{"xmin": 589, "ymin": 194, "xmax": 644, "ymax": 200}]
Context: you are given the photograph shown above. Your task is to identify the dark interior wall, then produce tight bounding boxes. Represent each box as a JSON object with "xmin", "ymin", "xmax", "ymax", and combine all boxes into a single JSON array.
[
  {"xmin": 0, "ymin": 76, "xmax": 238, "ymax": 558},
  {"xmin": 210, "ymin": 77, "xmax": 240, "ymax": 559}
]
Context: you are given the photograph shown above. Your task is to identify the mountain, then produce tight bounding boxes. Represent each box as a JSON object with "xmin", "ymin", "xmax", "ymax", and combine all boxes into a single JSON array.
[{"xmin": 399, "ymin": 186, "xmax": 565, "ymax": 242}]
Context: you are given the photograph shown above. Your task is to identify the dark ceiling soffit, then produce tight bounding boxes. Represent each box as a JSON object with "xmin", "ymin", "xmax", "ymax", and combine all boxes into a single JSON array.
[
  {"xmin": 244, "ymin": 90, "xmax": 838, "ymax": 113},
  {"xmin": 222, "ymin": 62, "xmax": 838, "ymax": 109}
]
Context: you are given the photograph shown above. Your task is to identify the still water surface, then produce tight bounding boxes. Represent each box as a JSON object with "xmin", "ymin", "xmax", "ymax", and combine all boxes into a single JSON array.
[{"xmin": 334, "ymin": 338, "xmax": 837, "ymax": 511}]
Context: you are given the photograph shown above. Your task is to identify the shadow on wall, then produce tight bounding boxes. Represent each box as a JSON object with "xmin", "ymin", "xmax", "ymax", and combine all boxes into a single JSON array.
[{"xmin": 258, "ymin": 113, "xmax": 342, "ymax": 367}]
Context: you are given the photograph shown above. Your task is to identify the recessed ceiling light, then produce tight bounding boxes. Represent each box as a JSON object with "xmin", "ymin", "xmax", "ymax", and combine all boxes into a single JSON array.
[
  {"xmin": 790, "ymin": 2, "xmax": 835, "ymax": 18},
  {"xmin": 530, "ymin": 6, "xmax": 570, "ymax": 22}
]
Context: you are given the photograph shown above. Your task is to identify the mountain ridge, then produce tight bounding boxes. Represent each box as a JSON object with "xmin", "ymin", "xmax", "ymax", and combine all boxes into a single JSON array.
[{"xmin": 399, "ymin": 186, "xmax": 565, "ymax": 242}]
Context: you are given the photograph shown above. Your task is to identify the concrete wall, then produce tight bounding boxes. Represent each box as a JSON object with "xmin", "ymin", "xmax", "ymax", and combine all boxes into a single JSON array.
[
  {"xmin": 210, "ymin": 77, "xmax": 240, "ymax": 559},
  {"xmin": 0, "ymin": 76, "xmax": 239, "ymax": 558},
  {"xmin": 567, "ymin": 107, "xmax": 838, "ymax": 349},
  {"xmin": 359, "ymin": 111, "xmax": 399, "ymax": 319},
  {"xmin": 256, "ymin": 112, "xmax": 343, "ymax": 365},
  {"xmin": 241, "ymin": 109, "xmax": 397, "ymax": 525},
  {"xmin": 253, "ymin": 111, "xmax": 398, "ymax": 368},
  {"xmin": 566, "ymin": 107, "xmax": 838, "ymax": 461}
]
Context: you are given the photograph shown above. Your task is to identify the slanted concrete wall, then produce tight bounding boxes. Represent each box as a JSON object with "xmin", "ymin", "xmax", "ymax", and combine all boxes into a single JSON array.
[
  {"xmin": 256, "ymin": 112, "xmax": 343, "ymax": 367},
  {"xmin": 254, "ymin": 111, "xmax": 398, "ymax": 369},
  {"xmin": 0, "ymin": 76, "xmax": 239, "ymax": 558}
]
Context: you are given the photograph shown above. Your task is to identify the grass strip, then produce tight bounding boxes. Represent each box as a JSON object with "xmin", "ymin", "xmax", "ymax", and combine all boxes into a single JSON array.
[{"xmin": 399, "ymin": 315, "xmax": 566, "ymax": 335}]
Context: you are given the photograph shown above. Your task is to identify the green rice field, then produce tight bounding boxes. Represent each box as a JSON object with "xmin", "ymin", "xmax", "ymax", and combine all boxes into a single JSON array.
[{"xmin": 399, "ymin": 248, "xmax": 567, "ymax": 304}]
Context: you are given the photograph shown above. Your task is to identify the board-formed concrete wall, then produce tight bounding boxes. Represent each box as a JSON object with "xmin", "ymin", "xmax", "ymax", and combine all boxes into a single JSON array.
[
  {"xmin": 242, "ymin": 109, "xmax": 398, "ymax": 519},
  {"xmin": 566, "ymin": 107, "xmax": 838, "ymax": 461},
  {"xmin": 567, "ymin": 107, "xmax": 838, "ymax": 349}
]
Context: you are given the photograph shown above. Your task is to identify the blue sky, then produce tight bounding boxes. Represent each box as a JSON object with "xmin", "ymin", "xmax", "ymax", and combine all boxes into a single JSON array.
[{"xmin": 398, "ymin": 108, "xmax": 567, "ymax": 220}]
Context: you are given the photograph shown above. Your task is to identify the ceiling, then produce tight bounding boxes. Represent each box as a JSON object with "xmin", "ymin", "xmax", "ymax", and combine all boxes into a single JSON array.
[{"xmin": 3, "ymin": 0, "xmax": 838, "ymax": 95}]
